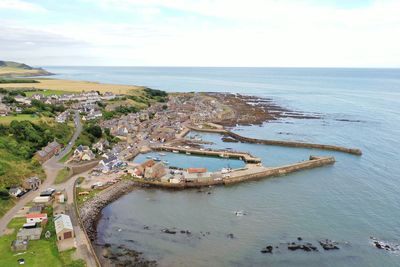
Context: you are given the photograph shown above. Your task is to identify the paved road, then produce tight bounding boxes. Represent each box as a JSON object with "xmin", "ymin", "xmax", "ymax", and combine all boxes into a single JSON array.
[{"xmin": 0, "ymin": 110, "xmax": 97, "ymax": 266}]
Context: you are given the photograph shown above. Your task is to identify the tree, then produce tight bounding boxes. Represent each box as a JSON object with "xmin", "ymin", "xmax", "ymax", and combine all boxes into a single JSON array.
[
  {"xmin": 86, "ymin": 125, "xmax": 102, "ymax": 138},
  {"xmin": 0, "ymin": 189, "xmax": 10, "ymax": 200}
]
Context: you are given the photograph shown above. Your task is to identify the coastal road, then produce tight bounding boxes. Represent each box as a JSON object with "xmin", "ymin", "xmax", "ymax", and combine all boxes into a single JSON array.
[{"xmin": 0, "ymin": 110, "xmax": 82, "ymax": 235}]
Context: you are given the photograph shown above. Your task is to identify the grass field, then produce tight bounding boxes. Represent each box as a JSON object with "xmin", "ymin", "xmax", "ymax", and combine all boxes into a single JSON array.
[
  {"xmin": 0, "ymin": 212, "xmax": 85, "ymax": 267},
  {"xmin": 0, "ymin": 114, "xmax": 53, "ymax": 125},
  {"xmin": 1, "ymin": 78, "xmax": 144, "ymax": 94}
]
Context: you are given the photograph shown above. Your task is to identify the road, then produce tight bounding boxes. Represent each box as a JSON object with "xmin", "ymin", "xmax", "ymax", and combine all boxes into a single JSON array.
[{"xmin": 0, "ymin": 110, "xmax": 98, "ymax": 267}]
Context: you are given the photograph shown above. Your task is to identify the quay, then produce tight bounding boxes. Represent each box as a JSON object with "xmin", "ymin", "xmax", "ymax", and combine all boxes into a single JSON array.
[
  {"xmin": 153, "ymin": 145, "xmax": 262, "ymax": 163},
  {"xmin": 186, "ymin": 125, "xmax": 362, "ymax": 155},
  {"xmin": 139, "ymin": 156, "xmax": 335, "ymax": 188}
]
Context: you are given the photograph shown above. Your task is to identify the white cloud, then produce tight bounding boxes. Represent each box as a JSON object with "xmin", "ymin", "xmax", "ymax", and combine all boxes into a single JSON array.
[
  {"xmin": 0, "ymin": 0, "xmax": 47, "ymax": 12},
  {"xmin": 1, "ymin": 0, "xmax": 400, "ymax": 67}
]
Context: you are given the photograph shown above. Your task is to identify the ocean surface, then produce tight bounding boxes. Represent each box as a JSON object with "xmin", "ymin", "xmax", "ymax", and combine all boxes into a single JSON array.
[{"xmin": 46, "ymin": 67, "xmax": 400, "ymax": 266}]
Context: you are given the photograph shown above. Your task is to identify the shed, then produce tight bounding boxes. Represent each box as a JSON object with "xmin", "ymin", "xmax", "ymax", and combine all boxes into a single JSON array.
[
  {"xmin": 28, "ymin": 205, "xmax": 43, "ymax": 214},
  {"xmin": 17, "ymin": 227, "xmax": 42, "ymax": 241},
  {"xmin": 54, "ymin": 214, "xmax": 74, "ymax": 241},
  {"xmin": 11, "ymin": 240, "xmax": 28, "ymax": 252},
  {"xmin": 33, "ymin": 196, "xmax": 51, "ymax": 203}
]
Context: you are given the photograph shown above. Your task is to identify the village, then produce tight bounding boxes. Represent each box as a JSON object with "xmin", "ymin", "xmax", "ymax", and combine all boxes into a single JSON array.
[{"xmin": 0, "ymin": 87, "xmax": 361, "ymax": 266}]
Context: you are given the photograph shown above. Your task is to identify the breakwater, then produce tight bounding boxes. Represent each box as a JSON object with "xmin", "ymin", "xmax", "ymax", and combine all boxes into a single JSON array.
[
  {"xmin": 79, "ymin": 180, "xmax": 140, "ymax": 241},
  {"xmin": 187, "ymin": 126, "xmax": 362, "ymax": 155},
  {"xmin": 140, "ymin": 156, "xmax": 335, "ymax": 189}
]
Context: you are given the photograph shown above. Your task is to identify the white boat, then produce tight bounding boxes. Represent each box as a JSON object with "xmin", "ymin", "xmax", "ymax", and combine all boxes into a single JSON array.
[
  {"xmin": 146, "ymin": 155, "xmax": 152, "ymax": 159},
  {"xmin": 158, "ymin": 153, "xmax": 166, "ymax": 156},
  {"xmin": 172, "ymin": 150, "xmax": 179, "ymax": 153},
  {"xmin": 153, "ymin": 157, "xmax": 161, "ymax": 161},
  {"xmin": 163, "ymin": 160, "xmax": 169, "ymax": 164},
  {"xmin": 219, "ymin": 154, "xmax": 229, "ymax": 158},
  {"xmin": 235, "ymin": 210, "xmax": 246, "ymax": 216},
  {"xmin": 186, "ymin": 152, "xmax": 191, "ymax": 155}
]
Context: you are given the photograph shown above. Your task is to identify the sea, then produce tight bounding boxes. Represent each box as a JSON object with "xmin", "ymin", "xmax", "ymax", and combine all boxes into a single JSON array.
[{"xmin": 45, "ymin": 67, "xmax": 400, "ymax": 267}]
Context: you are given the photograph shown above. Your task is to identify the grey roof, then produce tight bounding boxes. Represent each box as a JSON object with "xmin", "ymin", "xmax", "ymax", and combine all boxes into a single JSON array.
[{"xmin": 54, "ymin": 214, "xmax": 73, "ymax": 233}]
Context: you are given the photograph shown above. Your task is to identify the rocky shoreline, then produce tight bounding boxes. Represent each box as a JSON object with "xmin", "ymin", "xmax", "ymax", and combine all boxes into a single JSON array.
[
  {"xmin": 79, "ymin": 180, "xmax": 141, "ymax": 242},
  {"xmin": 206, "ymin": 93, "xmax": 322, "ymax": 126}
]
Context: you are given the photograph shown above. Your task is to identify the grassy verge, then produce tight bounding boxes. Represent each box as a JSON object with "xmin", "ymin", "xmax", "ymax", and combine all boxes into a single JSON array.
[
  {"xmin": 0, "ymin": 198, "xmax": 16, "ymax": 218},
  {"xmin": 76, "ymin": 187, "xmax": 103, "ymax": 207},
  {"xmin": 55, "ymin": 167, "xmax": 71, "ymax": 184},
  {"xmin": 59, "ymin": 149, "xmax": 73, "ymax": 163}
]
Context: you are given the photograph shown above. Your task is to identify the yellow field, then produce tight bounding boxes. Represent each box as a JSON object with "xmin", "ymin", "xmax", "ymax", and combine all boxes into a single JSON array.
[
  {"xmin": 0, "ymin": 67, "xmax": 46, "ymax": 77},
  {"xmin": 0, "ymin": 78, "xmax": 145, "ymax": 94}
]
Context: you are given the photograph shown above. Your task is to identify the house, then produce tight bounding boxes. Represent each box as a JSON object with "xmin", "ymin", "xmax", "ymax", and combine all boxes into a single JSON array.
[
  {"xmin": 93, "ymin": 139, "xmax": 109, "ymax": 152},
  {"xmin": 54, "ymin": 214, "xmax": 74, "ymax": 241},
  {"xmin": 14, "ymin": 96, "xmax": 31, "ymax": 105},
  {"xmin": 26, "ymin": 213, "xmax": 47, "ymax": 224},
  {"xmin": 81, "ymin": 150, "xmax": 95, "ymax": 161},
  {"xmin": 35, "ymin": 141, "xmax": 62, "ymax": 163},
  {"xmin": 53, "ymin": 202, "xmax": 66, "ymax": 216},
  {"xmin": 16, "ymin": 227, "xmax": 42, "ymax": 241},
  {"xmin": 98, "ymin": 153, "xmax": 119, "ymax": 173},
  {"xmin": 144, "ymin": 162, "xmax": 166, "ymax": 180},
  {"xmin": 73, "ymin": 145, "xmax": 95, "ymax": 161},
  {"xmin": 55, "ymin": 111, "xmax": 69, "ymax": 123},
  {"xmin": 22, "ymin": 176, "xmax": 41, "ymax": 190},
  {"xmin": 9, "ymin": 187, "xmax": 24, "ymax": 197}
]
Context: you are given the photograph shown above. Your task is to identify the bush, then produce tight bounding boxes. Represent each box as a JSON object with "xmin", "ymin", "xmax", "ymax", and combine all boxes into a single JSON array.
[{"xmin": 0, "ymin": 189, "xmax": 10, "ymax": 200}]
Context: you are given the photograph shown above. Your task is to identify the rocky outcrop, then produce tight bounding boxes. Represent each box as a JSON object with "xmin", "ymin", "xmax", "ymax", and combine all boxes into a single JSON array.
[{"xmin": 79, "ymin": 180, "xmax": 140, "ymax": 241}]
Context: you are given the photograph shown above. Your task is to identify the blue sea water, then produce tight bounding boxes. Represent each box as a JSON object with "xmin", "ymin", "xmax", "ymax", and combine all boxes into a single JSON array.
[{"xmin": 46, "ymin": 67, "xmax": 400, "ymax": 266}]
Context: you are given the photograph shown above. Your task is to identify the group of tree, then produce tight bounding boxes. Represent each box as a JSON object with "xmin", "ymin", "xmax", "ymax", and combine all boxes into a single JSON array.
[{"xmin": 0, "ymin": 120, "xmax": 72, "ymax": 159}]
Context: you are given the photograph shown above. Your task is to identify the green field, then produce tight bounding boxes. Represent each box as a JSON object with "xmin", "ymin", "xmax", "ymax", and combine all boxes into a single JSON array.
[
  {"xmin": 24, "ymin": 89, "xmax": 71, "ymax": 97},
  {"xmin": 0, "ymin": 213, "xmax": 85, "ymax": 267},
  {"xmin": 0, "ymin": 114, "xmax": 46, "ymax": 125}
]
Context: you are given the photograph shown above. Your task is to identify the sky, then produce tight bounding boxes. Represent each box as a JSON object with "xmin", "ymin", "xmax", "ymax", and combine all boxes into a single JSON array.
[{"xmin": 0, "ymin": 0, "xmax": 399, "ymax": 67}]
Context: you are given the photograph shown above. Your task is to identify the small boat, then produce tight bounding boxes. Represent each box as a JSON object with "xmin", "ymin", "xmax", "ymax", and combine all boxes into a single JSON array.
[
  {"xmin": 153, "ymin": 157, "xmax": 161, "ymax": 161},
  {"xmin": 186, "ymin": 152, "xmax": 191, "ymax": 155},
  {"xmin": 235, "ymin": 210, "xmax": 246, "ymax": 216},
  {"xmin": 146, "ymin": 155, "xmax": 152, "ymax": 159},
  {"xmin": 158, "ymin": 153, "xmax": 166, "ymax": 156},
  {"xmin": 172, "ymin": 150, "xmax": 179, "ymax": 153},
  {"xmin": 163, "ymin": 160, "xmax": 169, "ymax": 164},
  {"xmin": 219, "ymin": 154, "xmax": 229, "ymax": 158}
]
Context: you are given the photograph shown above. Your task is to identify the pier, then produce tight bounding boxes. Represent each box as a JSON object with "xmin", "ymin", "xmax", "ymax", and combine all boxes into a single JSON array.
[
  {"xmin": 186, "ymin": 125, "xmax": 362, "ymax": 156},
  {"xmin": 153, "ymin": 145, "xmax": 262, "ymax": 163}
]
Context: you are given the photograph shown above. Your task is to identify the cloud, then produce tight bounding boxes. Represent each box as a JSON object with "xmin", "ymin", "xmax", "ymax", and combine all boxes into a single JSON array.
[
  {"xmin": 0, "ymin": 0, "xmax": 47, "ymax": 12},
  {"xmin": 1, "ymin": 0, "xmax": 399, "ymax": 67}
]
